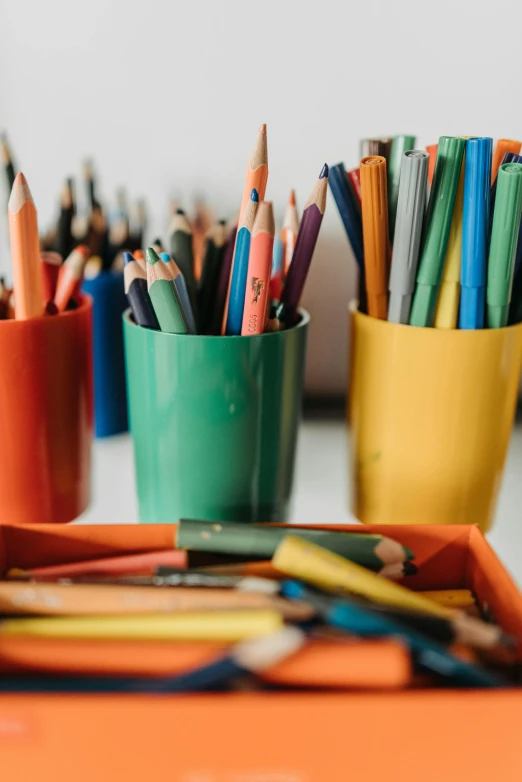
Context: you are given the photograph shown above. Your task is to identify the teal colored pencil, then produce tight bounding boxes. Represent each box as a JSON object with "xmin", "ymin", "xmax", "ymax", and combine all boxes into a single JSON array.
[{"xmin": 146, "ymin": 247, "xmax": 189, "ymax": 334}]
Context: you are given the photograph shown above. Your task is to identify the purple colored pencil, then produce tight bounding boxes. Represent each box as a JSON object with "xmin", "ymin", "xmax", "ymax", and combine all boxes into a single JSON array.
[
  {"xmin": 210, "ymin": 224, "xmax": 238, "ymax": 334},
  {"xmin": 277, "ymin": 164, "xmax": 328, "ymax": 325}
]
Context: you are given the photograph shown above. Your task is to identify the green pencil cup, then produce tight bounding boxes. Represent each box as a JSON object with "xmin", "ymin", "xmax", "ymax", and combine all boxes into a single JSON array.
[{"xmin": 123, "ymin": 310, "xmax": 310, "ymax": 523}]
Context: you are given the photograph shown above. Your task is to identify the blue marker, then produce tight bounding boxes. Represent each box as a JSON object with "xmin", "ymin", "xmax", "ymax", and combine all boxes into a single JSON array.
[
  {"xmin": 225, "ymin": 188, "xmax": 259, "ymax": 335},
  {"xmin": 159, "ymin": 252, "xmax": 197, "ymax": 334},
  {"xmin": 459, "ymin": 137, "xmax": 492, "ymax": 329}
]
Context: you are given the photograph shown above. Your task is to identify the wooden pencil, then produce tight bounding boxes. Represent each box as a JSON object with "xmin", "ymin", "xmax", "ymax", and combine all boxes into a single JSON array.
[
  {"xmin": 0, "ymin": 132, "xmax": 16, "ymax": 190},
  {"xmin": 241, "ymin": 202, "xmax": 275, "ymax": 335},
  {"xmin": 54, "ymin": 245, "xmax": 90, "ymax": 311},
  {"xmin": 8, "ymin": 173, "xmax": 44, "ymax": 319},
  {"xmin": 199, "ymin": 220, "xmax": 227, "ymax": 333},
  {"xmin": 146, "ymin": 247, "xmax": 189, "ymax": 333},
  {"xmin": 239, "ymin": 124, "xmax": 269, "ymax": 220},
  {"xmin": 211, "ymin": 224, "xmax": 237, "ymax": 334},
  {"xmin": 82, "ymin": 159, "xmax": 98, "ymax": 210},
  {"xmin": 40, "ymin": 251, "xmax": 62, "ymax": 303},
  {"xmin": 56, "ymin": 178, "xmax": 75, "ymax": 259},
  {"xmin": 281, "ymin": 189, "xmax": 299, "ymax": 275},
  {"xmin": 277, "ymin": 164, "xmax": 328, "ymax": 325},
  {"xmin": 159, "ymin": 252, "xmax": 197, "ymax": 334},
  {"xmin": 124, "ymin": 252, "xmax": 160, "ymax": 329},
  {"xmin": 225, "ymin": 190, "xmax": 259, "ymax": 335},
  {"xmin": 169, "ymin": 209, "xmax": 198, "ymax": 325}
]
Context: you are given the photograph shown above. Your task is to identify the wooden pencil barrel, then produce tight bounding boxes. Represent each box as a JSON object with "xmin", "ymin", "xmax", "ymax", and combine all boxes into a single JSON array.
[
  {"xmin": 0, "ymin": 297, "xmax": 93, "ymax": 524},
  {"xmin": 348, "ymin": 303, "xmax": 522, "ymax": 531}
]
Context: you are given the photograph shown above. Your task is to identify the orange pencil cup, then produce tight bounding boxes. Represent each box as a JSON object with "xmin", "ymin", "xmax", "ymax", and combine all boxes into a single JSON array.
[
  {"xmin": 348, "ymin": 304, "xmax": 522, "ymax": 531},
  {"xmin": 0, "ymin": 297, "xmax": 93, "ymax": 524}
]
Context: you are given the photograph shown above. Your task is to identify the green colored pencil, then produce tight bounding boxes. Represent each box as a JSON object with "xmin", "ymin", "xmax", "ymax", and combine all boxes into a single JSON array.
[
  {"xmin": 176, "ymin": 519, "xmax": 414, "ymax": 571},
  {"xmin": 146, "ymin": 247, "xmax": 188, "ymax": 334},
  {"xmin": 169, "ymin": 209, "xmax": 199, "ymax": 327}
]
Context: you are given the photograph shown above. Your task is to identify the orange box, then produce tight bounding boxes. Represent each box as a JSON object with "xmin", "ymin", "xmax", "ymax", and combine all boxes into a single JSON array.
[{"xmin": 0, "ymin": 522, "xmax": 522, "ymax": 782}]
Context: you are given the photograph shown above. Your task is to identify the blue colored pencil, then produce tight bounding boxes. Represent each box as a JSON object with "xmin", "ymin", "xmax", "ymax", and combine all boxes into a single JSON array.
[{"xmin": 225, "ymin": 188, "xmax": 259, "ymax": 335}]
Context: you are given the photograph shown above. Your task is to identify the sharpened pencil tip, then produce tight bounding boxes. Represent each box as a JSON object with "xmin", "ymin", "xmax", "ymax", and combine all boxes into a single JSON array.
[
  {"xmin": 159, "ymin": 252, "xmax": 171, "ymax": 263},
  {"xmin": 319, "ymin": 163, "xmax": 329, "ymax": 179},
  {"xmin": 289, "ymin": 189, "xmax": 296, "ymax": 206},
  {"xmin": 123, "ymin": 251, "xmax": 135, "ymax": 267},
  {"xmin": 8, "ymin": 172, "xmax": 33, "ymax": 213},
  {"xmin": 259, "ymin": 124, "xmax": 267, "ymax": 135},
  {"xmin": 251, "ymin": 188, "xmax": 259, "ymax": 202},
  {"xmin": 146, "ymin": 247, "xmax": 160, "ymax": 265}
]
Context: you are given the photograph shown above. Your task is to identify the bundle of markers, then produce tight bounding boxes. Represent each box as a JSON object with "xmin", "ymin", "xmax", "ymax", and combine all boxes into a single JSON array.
[
  {"xmin": 0, "ymin": 520, "xmax": 519, "ymax": 692},
  {"xmin": 330, "ymin": 135, "xmax": 522, "ymax": 328},
  {"xmin": 123, "ymin": 125, "xmax": 328, "ymax": 336}
]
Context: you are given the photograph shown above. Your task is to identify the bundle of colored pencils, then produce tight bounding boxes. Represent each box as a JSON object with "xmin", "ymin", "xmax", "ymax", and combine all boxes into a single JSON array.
[
  {"xmin": 124, "ymin": 125, "xmax": 328, "ymax": 335},
  {"xmin": 330, "ymin": 135, "xmax": 522, "ymax": 329},
  {"xmin": 0, "ymin": 521, "xmax": 518, "ymax": 693}
]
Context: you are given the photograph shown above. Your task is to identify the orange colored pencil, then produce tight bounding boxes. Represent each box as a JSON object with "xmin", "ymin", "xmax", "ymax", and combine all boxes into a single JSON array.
[
  {"xmin": 8, "ymin": 173, "xmax": 44, "ymax": 319},
  {"xmin": 241, "ymin": 202, "xmax": 275, "ymax": 335},
  {"xmin": 239, "ymin": 124, "xmax": 268, "ymax": 219},
  {"xmin": 281, "ymin": 189, "xmax": 299, "ymax": 274},
  {"xmin": 491, "ymin": 138, "xmax": 522, "ymax": 182},
  {"xmin": 54, "ymin": 245, "xmax": 90, "ymax": 311},
  {"xmin": 360, "ymin": 155, "xmax": 389, "ymax": 320},
  {"xmin": 133, "ymin": 249, "xmax": 147, "ymax": 274},
  {"xmin": 426, "ymin": 144, "xmax": 438, "ymax": 186}
]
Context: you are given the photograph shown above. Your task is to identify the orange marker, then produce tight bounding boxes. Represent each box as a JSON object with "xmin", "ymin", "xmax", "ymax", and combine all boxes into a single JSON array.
[
  {"xmin": 491, "ymin": 138, "xmax": 522, "ymax": 182},
  {"xmin": 54, "ymin": 245, "xmax": 90, "ymax": 312},
  {"xmin": 241, "ymin": 202, "xmax": 275, "ymax": 335},
  {"xmin": 426, "ymin": 144, "xmax": 438, "ymax": 186},
  {"xmin": 281, "ymin": 189, "xmax": 299, "ymax": 274},
  {"xmin": 360, "ymin": 156, "xmax": 389, "ymax": 320},
  {"xmin": 40, "ymin": 251, "xmax": 62, "ymax": 303},
  {"xmin": 8, "ymin": 173, "xmax": 44, "ymax": 319}
]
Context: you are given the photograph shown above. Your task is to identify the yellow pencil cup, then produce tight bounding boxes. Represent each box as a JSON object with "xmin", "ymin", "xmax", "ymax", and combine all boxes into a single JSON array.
[{"xmin": 348, "ymin": 304, "xmax": 522, "ymax": 531}]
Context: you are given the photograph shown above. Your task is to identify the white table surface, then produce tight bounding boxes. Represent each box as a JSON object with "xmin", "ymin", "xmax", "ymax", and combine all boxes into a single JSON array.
[{"xmin": 76, "ymin": 420, "xmax": 522, "ymax": 588}]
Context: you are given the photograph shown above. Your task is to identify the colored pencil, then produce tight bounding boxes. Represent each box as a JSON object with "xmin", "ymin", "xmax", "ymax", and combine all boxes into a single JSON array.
[
  {"xmin": 124, "ymin": 252, "xmax": 160, "ymax": 329},
  {"xmin": 40, "ymin": 251, "xmax": 62, "ymax": 303},
  {"xmin": 56, "ymin": 178, "xmax": 75, "ymax": 259},
  {"xmin": 198, "ymin": 220, "xmax": 227, "ymax": 333},
  {"xmin": 281, "ymin": 189, "xmax": 299, "ymax": 275},
  {"xmin": 0, "ymin": 609, "xmax": 284, "ymax": 641},
  {"xmin": 211, "ymin": 224, "xmax": 237, "ymax": 334},
  {"xmin": 360, "ymin": 156, "xmax": 389, "ymax": 319},
  {"xmin": 82, "ymin": 159, "xmax": 98, "ymax": 210},
  {"xmin": 225, "ymin": 189, "xmax": 259, "ymax": 335},
  {"xmin": 277, "ymin": 164, "xmax": 328, "ymax": 325},
  {"xmin": 176, "ymin": 519, "xmax": 414, "ymax": 570},
  {"xmin": 241, "ymin": 202, "xmax": 275, "ymax": 335},
  {"xmin": 238, "ymin": 124, "xmax": 268, "ymax": 222},
  {"xmin": 54, "ymin": 245, "xmax": 90, "ymax": 311},
  {"xmin": 0, "ymin": 132, "xmax": 16, "ymax": 190},
  {"xmin": 146, "ymin": 247, "xmax": 189, "ymax": 334},
  {"xmin": 54, "ymin": 572, "xmax": 279, "ymax": 593},
  {"xmin": 0, "ymin": 581, "xmax": 312, "ymax": 621},
  {"xmin": 169, "ymin": 208, "xmax": 198, "ymax": 326},
  {"xmin": 491, "ymin": 139, "xmax": 522, "ymax": 183},
  {"xmin": 269, "ymin": 236, "xmax": 284, "ymax": 300},
  {"xmin": 282, "ymin": 581, "xmax": 504, "ymax": 688},
  {"xmin": 8, "ymin": 173, "xmax": 45, "ymax": 319},
  {"xmin": 159, "ymin": 252, "xmax": 197, "ymax": 334}
]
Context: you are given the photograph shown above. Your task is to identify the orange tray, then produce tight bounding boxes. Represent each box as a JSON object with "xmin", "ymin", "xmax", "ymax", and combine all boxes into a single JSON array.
[{"xmin": 0, "ymin": 522, "xmax": 521, "ymax": 782}]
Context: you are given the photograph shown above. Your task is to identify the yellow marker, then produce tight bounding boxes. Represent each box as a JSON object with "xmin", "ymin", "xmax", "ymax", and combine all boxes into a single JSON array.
[
  {"xmin": 433, "ymin": 161, "xmax": 465, "ymax": 328},
  {"xmin": 0, "ymin": 610, "xmax": 282, "ymax": 642},
  {"xmin": 273, "ymin": 536, "xmax": 451, "ymax": 618},
  {"xmin": 418, "ymin": 590, "xmax": 475, "ymax": 608}
]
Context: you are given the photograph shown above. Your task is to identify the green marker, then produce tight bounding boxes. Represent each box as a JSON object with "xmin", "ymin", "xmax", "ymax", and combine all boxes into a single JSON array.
[
  {"xmin": 387, "ymin": 134, "xmax": 416, "ymax": 242},
  {"xmin": 410, "ymin": 136, "xmax": 466, "ymax": 327},
  {"xmin": 487, "ymin": 163, "xmax": 522, "ymax": 328},
  {"xmin": 146, "ymin": 247, "xmax": 189, "ymax": 334}
]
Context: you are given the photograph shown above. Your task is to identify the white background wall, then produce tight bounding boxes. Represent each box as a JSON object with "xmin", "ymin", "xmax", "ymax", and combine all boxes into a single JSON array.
[{"xmin": 0, "ymin": 0, "xmax": 519, "ymax": 393}]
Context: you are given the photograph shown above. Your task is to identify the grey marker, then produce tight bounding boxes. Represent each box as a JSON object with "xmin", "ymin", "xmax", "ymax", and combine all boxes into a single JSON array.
[{"xmin": 388, "ymin": 151, "xmax": 429, "ymax": 324}]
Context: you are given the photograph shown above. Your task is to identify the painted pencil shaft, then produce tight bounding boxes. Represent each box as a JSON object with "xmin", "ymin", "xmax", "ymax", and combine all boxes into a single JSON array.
[
  {"xmin": 8, "ymin": 173, "xmax": 44, "ymax": 319},
  {"xmin": 159, "ymin": 253, "xmax": 196, "ymax": 334},
  {"xmin": 199, "ymin": 222, "xmax": 227, "ymax": 333},
  {"xmin": 360, "ymin": 156, "xmax": 389, "ymax": 319},
  {"xmin": 226, "ymin": 190, "xmax": 259, "ymax": 335},
  {"xmin": 54, "ymin": 246, "xmax": 89, "ymax": 311},
  {"xmin": 279, "ymin": 165, "xmax": 328, "ymax": 325},
  {"xmin": 210, "ymin": 225, "xmax": 237, "ymax": 334},
  {"xmin": 124, "ymin": 256, "xmax": 160, "ymax": 330},
  {"xmin": 241, "ymin": 202, "xmax": 274, "ymax": 335},
  {"xmin": 146, "ymin": 248, "xmax": 189, "ymax": 334},
  {"xmin": 40, "ymin": 251, "xmax": 62, "ymax": 303},
  {"xmin": 169, "ymin": 211, "xmax": 198, "ymax": 327}
]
